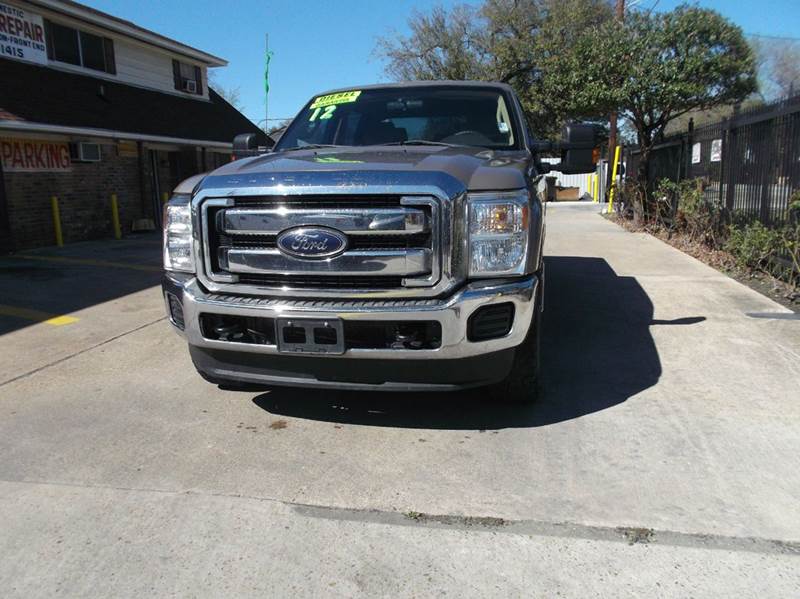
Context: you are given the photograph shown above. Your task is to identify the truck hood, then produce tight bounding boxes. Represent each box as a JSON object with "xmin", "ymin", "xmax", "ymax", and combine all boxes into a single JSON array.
[{"xmin": 197, "ymin": 146, "xmax": 532, "ymax": 196}]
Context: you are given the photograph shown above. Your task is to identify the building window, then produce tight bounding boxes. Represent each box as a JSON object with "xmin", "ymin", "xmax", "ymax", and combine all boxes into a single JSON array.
[
  {"xmin": 80, "ymin": 32, "xmax": 106, "ymax": 71},
  {"xmin": 49, "ymin": 21, "xmax": 79, "ymax": 65},
  {"xmin": 172, "ymin": 59, "xmax": 203, "ymax": 95},
  {"xmin": 45, "ymin": 21, "xmax": 116, "ymax": 74}
]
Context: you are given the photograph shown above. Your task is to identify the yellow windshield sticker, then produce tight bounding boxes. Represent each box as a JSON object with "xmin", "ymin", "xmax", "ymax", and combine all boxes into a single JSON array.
[{"xmin": 310, "ymin": 90, "xmax": 362, "ymax": 109}]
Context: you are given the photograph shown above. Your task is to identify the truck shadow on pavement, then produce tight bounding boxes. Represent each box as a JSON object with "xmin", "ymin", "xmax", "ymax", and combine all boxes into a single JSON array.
[{"xmin": 253, "ymin": 257, "xmax": 704, "ymax": 429}]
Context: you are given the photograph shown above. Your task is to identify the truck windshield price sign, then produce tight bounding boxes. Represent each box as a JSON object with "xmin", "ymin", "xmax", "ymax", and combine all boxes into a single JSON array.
[
  {"xmin": 308, "ymin": 91, "xmax": 362, "ymax": 122},
  {"xmin": 310, "ymin": 91, "xmax": 362, "ymax": 109}
]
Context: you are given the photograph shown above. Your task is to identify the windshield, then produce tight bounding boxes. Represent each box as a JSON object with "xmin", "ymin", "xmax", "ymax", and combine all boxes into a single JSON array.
[{"xmin": 275, "ymin": 87, "xmax": 521, "ymax": 151}]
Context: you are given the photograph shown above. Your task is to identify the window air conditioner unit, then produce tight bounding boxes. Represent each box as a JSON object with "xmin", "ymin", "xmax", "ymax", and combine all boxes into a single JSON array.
[
  {"xmin": 184, "ymin": 79, "xmax": 197, "ymax": 93},
  {"xmin": 69, "ymin": 142, "xmax": 101, "ymax": 162}
]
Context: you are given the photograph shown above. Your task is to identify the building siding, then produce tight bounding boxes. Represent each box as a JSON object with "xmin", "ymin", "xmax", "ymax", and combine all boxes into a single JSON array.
[
  {"xmin": 9, "ymin": 0, "xmax": 210, "ymax": 100},
  {"xmin": 113, "ymin": 38, "xmax": 208, "ymax": 99}
]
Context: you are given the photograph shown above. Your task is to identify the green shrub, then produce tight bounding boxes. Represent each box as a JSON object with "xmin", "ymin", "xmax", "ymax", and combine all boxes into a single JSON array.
[
  {"xmin": 654, "ymin": 178, "xmax": 726, "ymax": 245},
  {"xmin": 652, "ymin": 179, "xmax": 682, "ymax": 225},
  {"xmin": 726, "ymin": 221, "xmax": 782, "ymax": 271},
  {"xmin": 780, "ymin": 221, "xmax": 800, "ymax": 287},
  {"xmin": 725, "ymin": 217, "xmax": 799, "ymax": 288},
  {"xmin": 789, "ymin": 191, "xmax": 800, "ymax": 225},
  {"xmin": 615, "ymin": 179, "xmax": 648, "ymax": 222}
]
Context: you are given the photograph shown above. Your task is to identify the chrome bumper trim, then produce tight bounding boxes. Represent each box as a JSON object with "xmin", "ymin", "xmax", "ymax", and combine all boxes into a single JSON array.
[{"xmin": 166, "ymin": 274, "xmax": 537, "ymax": 360}]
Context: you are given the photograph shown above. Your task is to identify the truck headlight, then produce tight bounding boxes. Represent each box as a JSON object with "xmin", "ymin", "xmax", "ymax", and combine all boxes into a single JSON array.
[
  {"xmin": 468, "ymin": 192, "xmax": 529, "ymax": 277},
  {"xmin": 163, "ymin": 197, "xmax": 195, "ymax": 273}
]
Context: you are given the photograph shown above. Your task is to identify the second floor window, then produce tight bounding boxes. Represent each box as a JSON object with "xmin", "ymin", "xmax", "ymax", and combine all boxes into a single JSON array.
[
  {"xmin": 172, "ymin": 59, "xmax": 203, "ymax": 95},
  {"xmin": 45, "ymin": 21, "xmax": 116, "ymax": 74}
]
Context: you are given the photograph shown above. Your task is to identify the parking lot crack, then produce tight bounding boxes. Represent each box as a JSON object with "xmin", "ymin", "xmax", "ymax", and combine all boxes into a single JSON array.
[{"xmin": 4, "ymin": 478, "xmax": 794, "ymax": 557}]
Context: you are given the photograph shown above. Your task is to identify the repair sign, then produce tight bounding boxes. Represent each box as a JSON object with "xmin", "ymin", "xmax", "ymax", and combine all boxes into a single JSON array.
[
  {"xmin": 0, "ymin": 2, "xmax": 47, "ymax": 64},
  {"xmin": 0, "ymin": 137, "xmax": 72, "ymax": 172}
]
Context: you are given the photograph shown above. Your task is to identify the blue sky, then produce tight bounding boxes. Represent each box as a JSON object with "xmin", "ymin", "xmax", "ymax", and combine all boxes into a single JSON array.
[{"xmin": 82, "ymin": 0, "xmax": 800, "ymax": 127}]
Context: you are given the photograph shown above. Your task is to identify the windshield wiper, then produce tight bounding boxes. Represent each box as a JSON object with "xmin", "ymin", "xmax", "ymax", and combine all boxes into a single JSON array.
[{"xmin": 384, "ymin": 139, "xmax": 461, "ymax": 147}]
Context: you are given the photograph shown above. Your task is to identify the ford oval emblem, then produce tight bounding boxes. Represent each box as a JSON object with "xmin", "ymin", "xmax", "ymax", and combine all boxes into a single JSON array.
[{"xmin": 276, "ymin": 226, "xmax": 348, "ymax": 259}]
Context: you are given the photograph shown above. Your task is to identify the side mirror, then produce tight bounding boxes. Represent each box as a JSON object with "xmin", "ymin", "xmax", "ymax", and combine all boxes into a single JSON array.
[
  {"xmin": 535, "ymin": 124, "xmax": 602, "ymax": 174},
  {"xmin": 232, "ymin": 133, "xmax": 259, "ymax": 159},
  {"xmin": 557, "ymin": 123, "xmax": 601, "ymax": 174}
]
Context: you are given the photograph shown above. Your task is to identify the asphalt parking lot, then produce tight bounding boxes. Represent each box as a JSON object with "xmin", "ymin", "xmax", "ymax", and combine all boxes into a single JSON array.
[{"xmin": 1, "ymin": 203, "xmax": 799, "ymax": 597}]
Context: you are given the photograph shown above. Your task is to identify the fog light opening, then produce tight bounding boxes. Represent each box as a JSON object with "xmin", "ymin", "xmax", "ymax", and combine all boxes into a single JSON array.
[
  {"xmin": 166, "ymin": 293, "xmax": 185, "ymax": 330},
  {"xmin": 468, "ymin": 303, "xmax": 515, "ymax": 341}
]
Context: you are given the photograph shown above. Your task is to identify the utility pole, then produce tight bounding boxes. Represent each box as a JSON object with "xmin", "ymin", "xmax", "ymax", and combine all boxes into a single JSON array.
[{"xmin": 606, "ymin": 0, "xmax": 625, "ymax": 193}]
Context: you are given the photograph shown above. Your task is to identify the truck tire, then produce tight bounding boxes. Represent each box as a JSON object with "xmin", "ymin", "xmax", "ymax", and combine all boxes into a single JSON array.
[{"xmin": 490, "ymin": 284, "xmax": 542, "ymax": 404}]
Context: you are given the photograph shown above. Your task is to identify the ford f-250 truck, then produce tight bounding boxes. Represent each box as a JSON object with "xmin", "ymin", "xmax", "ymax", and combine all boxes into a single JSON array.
[{"xmin": 162, "ymin": 82, "xmax": 598, "ymax": 402}]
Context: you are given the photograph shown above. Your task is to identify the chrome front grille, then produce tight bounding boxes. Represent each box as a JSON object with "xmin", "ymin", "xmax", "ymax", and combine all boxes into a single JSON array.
[
  {"xmin": 218, "ymin": 205, "xmax": 428, "ymax": 236},
  {"xmin": 220, "ymin": 248, "xmax": 433, "ymax": 277},
  {"xmin": 200, "ymin": 194, "xmax": 441, "ymax": 293}
]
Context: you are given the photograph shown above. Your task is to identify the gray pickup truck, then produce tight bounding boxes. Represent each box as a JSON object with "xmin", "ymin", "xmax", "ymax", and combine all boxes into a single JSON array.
[{"xmin": 162, "ymin": 81, "xmax": 598, "ymax": 402}]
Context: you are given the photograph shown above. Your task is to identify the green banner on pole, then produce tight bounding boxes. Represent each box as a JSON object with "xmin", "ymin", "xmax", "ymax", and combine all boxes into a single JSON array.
[{"xmin": 265, "ymin": 48, "xmax": 273, "ymax": 94}]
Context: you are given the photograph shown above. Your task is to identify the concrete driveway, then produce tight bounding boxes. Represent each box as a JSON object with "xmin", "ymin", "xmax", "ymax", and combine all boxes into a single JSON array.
[{"xmin": 1, "ymin": 203, "xmax": 799, "ymax": 597}]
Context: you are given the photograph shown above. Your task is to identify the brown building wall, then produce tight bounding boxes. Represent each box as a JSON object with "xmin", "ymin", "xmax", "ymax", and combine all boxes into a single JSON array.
[
  {"xmin": 3, "ymin": 141, "xmax": 144, "ymax": 250},
  {"xmin": 1, "ymin": 139, "xmax": 224, "ymax": 251}
]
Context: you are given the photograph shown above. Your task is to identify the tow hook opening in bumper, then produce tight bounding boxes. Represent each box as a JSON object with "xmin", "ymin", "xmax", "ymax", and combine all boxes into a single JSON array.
[
  {"xmin": 197, "ymin": 313, "xmax": 443, "ymax": 351},
  {"xmin": 163, "ymin": 273, "xmax": 537, "ymax": 361}
]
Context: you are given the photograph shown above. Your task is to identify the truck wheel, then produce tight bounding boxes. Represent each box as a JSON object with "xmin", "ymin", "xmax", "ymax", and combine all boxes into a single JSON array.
[{"xmin": 491, "ymin": 285, "xmax": 542, "ymax": 404}]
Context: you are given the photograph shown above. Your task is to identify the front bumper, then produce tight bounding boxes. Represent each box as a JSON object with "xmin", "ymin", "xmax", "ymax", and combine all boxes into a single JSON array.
[{"xmin": 163, "ymin": 273, "xmax": 538, "ymax": 390}]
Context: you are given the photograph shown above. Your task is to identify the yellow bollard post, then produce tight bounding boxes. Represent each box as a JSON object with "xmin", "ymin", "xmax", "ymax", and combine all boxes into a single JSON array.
[
  {"xmin": 592, "ymin": 173, "xmax": 599, "ymax": 202},
  {"xmin": 111, "ymin": 193, "xmax": 122, "ymax": 240},
  {"xmin": 607, "ymin": 145, "xmax": 621, "ymax": 213},
  {"xmin": 51, "ymin": 196, "xmax": 63, "ymax": 247}
]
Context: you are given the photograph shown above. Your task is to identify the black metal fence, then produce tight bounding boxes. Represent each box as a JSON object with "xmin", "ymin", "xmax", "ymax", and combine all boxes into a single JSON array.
[{"xmin": 626, "ymin": 94, "xmax": 800, "ymax": 225}]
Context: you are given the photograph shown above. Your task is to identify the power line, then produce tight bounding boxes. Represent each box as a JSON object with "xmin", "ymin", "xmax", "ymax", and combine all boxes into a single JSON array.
[{"xmin": 747, "ymin": 32, "xmax": 800, "ymax": 42}]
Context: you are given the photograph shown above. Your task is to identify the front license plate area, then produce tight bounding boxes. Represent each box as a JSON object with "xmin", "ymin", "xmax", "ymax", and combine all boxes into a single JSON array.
[{"xmin": 276, "ymin": 318, "xmax": 345, "ymax": 355}]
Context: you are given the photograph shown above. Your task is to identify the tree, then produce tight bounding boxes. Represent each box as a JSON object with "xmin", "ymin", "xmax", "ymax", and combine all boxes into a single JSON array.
[
  {"xmin": 207, "ymin": 70, "xmax": 243, "ymax": 111},
  {"xmin": 527, "ymin": 0, "xmax": 615, "ymax": 123},
  {"xmin": 376, "ymin": 0, "xmax": 614, "ymax": 137},
  {"xmin": 663, "ymin": 96, "xmax": 764, "ymax": 136},
  {"xmin": 376, "ymin": 5, "xmax": 484, "ymax": 82},
  {"xmin": 267, "ymin": 118, "xmax": 293, "ymax": 142},
  {"xmin": 753, "ymin": 38, "xmax": 800, "ymax": 100},
  {"xmin": 576, "ymin": 6, "xmax": 757, "ymax": 195},
  {"xmin": 376, "ymin": 1, "xmax": 756, "ymax": 195}
]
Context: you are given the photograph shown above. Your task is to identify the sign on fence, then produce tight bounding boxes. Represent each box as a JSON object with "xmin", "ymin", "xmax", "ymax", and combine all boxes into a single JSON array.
[
  {"xmin": 710, "ymin": 139, "xmax": 722, "ymax": 162},
  {"xmin": 691, "ymin": 142, "xmax": 701, "ymax": 164}
]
